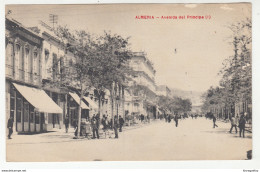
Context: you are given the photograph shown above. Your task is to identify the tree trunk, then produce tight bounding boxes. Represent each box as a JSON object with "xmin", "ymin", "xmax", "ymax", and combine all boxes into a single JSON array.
[
  {"xmin": 98, "ymin": 93, "xmax": 101, "ymax": 115},
  {"xmin": 110, "ymin": 89, "xmax": 114, "ymax": 128}
]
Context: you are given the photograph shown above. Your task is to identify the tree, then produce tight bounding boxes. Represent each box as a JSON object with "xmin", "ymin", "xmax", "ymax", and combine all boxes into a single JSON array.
[
  {"xmin": 46, "ymin": 27, "xmax": 99, "ymax": 138},
  {"xmin": 157, "ymin": 95, "xmax": 192, "ymax": 115},
  {"xmin": 51, "ymin": 27, "xmax": 134, "ymax": 134},
  {"xmin": 89, "ymin": 31, "xmax": 134, "ymax": 126},
  {"xmin": 202, "ymin": 18, "xmax": 252, "ymax": 118}
]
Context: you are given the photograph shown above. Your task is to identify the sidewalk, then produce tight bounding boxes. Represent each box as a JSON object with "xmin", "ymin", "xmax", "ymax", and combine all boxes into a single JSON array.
[
  {"xmin": 214, "ymin": 118, "xmax": 252, "ymax": 138},
  {"xmin": 6, "ymin": 119, "xmax": 159, "ymax": 145},
  {"xmin": 217, "ymin": 118, "xmax": 252, "ymax": 133}
]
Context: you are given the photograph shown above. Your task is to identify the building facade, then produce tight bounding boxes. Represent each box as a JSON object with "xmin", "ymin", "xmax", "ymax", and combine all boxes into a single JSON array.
[
  {"xmin": 5, "ymin": 17, "xmax": 63, "ymax": 133},
  {"xmin": 125, "ymin": 52, "xmax": 158, "ymax": 119},
  {"xmin": 157, "ymin": 85, "xmax": 171, "ymax": 97}
]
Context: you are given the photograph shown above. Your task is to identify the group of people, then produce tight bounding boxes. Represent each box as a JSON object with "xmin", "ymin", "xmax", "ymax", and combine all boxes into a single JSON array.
[
  {"xmin": 210, "ymin": 112, "xmax": 248, "ymax": 138},
  {"xmin": 71, "ymin": 114, "xmax": 125, "ymax": 139},
  {"xmin": 191, "ymin": 114, "xmax": 198, "ymax": 119},
  {"xmin": 165, "ymin": 114, "xmax": 179, "ymax": 127},
  {"xmin": 229, "ymin": 112, "xmax": 247, "ymax": 138},
  {"xmin": 139, "ymin": 114, "xmax": 150, "ymax": 123}
]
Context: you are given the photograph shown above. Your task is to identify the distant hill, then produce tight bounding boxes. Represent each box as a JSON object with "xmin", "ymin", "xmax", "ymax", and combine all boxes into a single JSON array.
[{"xmin": 169, "ymin": 88, "xmax": 203, "ymax": 106}]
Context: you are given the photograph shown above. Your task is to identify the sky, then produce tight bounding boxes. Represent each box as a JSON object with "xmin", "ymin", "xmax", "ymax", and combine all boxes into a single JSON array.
[{"xmin": 6, "ymin": 3, "xmax": 251, "ymax": 92}]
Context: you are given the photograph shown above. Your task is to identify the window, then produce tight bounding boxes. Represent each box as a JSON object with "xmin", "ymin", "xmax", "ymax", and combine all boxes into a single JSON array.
[
  {"xmin": 52, "ymin": 92, "xmax": 58, "ymax": 103},
  {"xmin": 48, "ymin": 113, "xmax": 53, "ymax": 123},
  {"xmin": 25, "ymin": 48, "xmax": 30, "ymax": 55},
  {"xmin": 16, "ymin": 98, "xmax": 22, "ymax": 123},
  {"xmin": 33, "ymin": 52, "xmax": 38, "ymax": 74},
  {"xmin": 44, "ymin": 50, "xmax": 50, "ymax": 76},
  {"xmin": 24, "ymin": 48, "xmax": 29, "ymax": 81},
  {"xmin": 30, "ymin": 111, "xmax": 34, "ymax": 123},
  {"xmin": 45, "ymin": 50, "xmax": 49, "ymax": 60},
  {"xmin": 6, "ymin": 43, "xmax": 13, "ymax": 66},
  {"xmin": 60, "ymin": 94, "xmax": 65, "ymax": 102},
  {"xmin": 15, "ymin": 44, "xmax": 20, "ymax": 55},
  {"xmin": 10, "ymin": 87, "xmax": 15, "ymax": 118},
  {"xmin": 18, "ymin": 45, "xmax": 24, "ymax": 71},
  {"xmin": 35, "ymin": 112, "xmax": 40, "ymax": 124},
  {"xmin": 52, "ymin": 54, "xmax": 58, "ymax": 79},
  {"xmin": 23, "ymin": 103, "xmax": 29, "ymax": 122},
  {"xmin": 60, "ymin": 57, "xmax": 64, "ymax": 74}
]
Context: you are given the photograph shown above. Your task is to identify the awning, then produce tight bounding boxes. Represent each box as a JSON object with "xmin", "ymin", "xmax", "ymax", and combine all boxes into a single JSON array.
[
  {"xmin": 83, "ymin": 96, "xmax": 98, "ymax": 109},
  {"xmin": 13, "ymin": 83, "xmax": 62, "ymax": 114},
  {"xmin": 69, "ymin": 92, "xmax": 89, "ymax": 109}
]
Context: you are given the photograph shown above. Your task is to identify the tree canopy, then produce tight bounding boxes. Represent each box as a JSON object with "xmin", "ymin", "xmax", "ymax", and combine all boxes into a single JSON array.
[{"xmin": 202, "ymin": 18, "xmax": 252, "ymax": 114}]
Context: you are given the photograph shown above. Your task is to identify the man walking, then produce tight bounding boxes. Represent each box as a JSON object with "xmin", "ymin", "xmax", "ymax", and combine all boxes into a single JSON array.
[
  {"xmin": 174, "ymin": 114, "xmax": 179, "ymax": 127},
  {"xmin": 212, "ymin": 115, "xmax": 218, "ymax": 128},
  {"xmin": 7, "ymin": 116, "xmax": 14, "ymax": 139},
  {"xmin": 229, "ymin": 114, "xmax": 237, "ymax": 133},
  {"xmin": 119, "ymin": 115, "xmax": 124, "ymax": 132},
  {"xmin": 238, "ymin": 113, "xmax": 246, "ymax": 138}
]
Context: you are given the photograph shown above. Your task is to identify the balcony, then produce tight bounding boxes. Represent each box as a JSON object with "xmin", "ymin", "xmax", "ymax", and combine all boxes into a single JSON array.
[{"xmin": 5, "ymin": 66, "xmax": 41, "ymax": 86}]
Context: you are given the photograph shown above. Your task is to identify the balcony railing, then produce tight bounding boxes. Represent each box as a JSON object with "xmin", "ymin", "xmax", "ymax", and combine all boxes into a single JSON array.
[{"xmin": 5, "ymin": 65, "xmax": 41, "ymax": 86}]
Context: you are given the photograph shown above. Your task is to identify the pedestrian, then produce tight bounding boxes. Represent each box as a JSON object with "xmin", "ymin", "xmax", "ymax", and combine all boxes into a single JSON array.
[
  {"xmin": 101, "ymin": 115, "xmax": 110, "ymax": 138},
  {"xmin": 165, "ymin": 114, "xmax": 168, "ymax": 122},
  {"xmin": 238, "ymin": 113, "xmax": 246, "ymax": 138},
  {"xmin": 174, "ymin": 114, "xmax": 178, "ymax": 127},
  {"xmin": 119, "ymin": 115, "xmax": 124, "ymax": 132},
  {"xmin": 91, "ymin": 114, "xmax": 99, "ymax": 139},
  {"xmin": 147, "ymin": 115, "xmax": 150, "ymax": 123},
  {"xmin": 85, "ymin": 118, "xmax": 91, "ymax": 139},
  {"xmin": 140, "ymin": 114, "xmax": 144, "ymax": 123},
  {"xmin": 114, "ymin": 116, "xmax": 119, "ymax": 139},
  {"xmin": 7, "ymin": 116, "xmax": 14, "ymax": 139},
  {"xmin": 229, "ymin": 114, "xmax": 237, "ymax": 133},
  {"xmin": 109, "ymin": 118, "xmax": 113, "ymax": 129},
  {"xmin": 64, "ymin": 117, "xmax": 69, "ymax": 133},
  {"xmin": 212, "ymin": 115, "xmax": 218, "ymax": 128},
  {"xmin": 168, "ymin": 115, "xmax": 171, "ymax": 123},
  {"xmin": 80, "ymin": 118, "xmax": 87, "ymax": 137}
]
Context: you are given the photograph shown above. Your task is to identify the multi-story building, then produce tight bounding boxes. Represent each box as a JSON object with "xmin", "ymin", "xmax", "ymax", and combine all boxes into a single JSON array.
[
  {"xmin": 5, "ymin": 17, "xmax": 133, "ymax": 134},
  {"xmin": 157, "ymin": 85, "xmax": 171, "ymax": 97},
  {"xmin": 5, "ymin": 17, "xmax": 63, "ymax": 133},
  {"xmin": 125, "ymin": 52, "xmax": 158, "ymax": 119},
  {"xmin": 33, "ymin": 21, "xmax": 99, "ymax": 128}
]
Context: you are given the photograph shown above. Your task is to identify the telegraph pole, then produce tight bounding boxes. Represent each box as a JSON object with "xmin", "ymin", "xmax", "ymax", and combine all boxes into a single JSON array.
[{"xmin": 49, "ymin": 14, "xmax": 58, "ymax": 29}]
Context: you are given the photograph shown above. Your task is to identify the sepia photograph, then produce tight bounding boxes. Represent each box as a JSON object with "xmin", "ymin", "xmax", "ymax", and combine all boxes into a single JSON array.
[{"xmin": 4, "ymin": 3, "xmax": 253, "ymax": 163}]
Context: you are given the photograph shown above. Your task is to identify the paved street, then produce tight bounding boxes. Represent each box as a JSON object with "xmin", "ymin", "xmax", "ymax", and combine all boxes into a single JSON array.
[{"xmin": 6, "ymin": 118, "xmax": 252, "ymax": 161}]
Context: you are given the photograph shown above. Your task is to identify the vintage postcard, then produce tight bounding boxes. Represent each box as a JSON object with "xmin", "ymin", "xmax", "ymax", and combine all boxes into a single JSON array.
[{"xmin": 4, "ymin": 3, "xmax": 253, "ymax": 163}]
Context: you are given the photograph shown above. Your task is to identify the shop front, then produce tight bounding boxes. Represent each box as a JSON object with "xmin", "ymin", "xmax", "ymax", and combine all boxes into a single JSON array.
[
  {"xmin": 68, "ymin": 92, "xmax": 89, "ymax": 127},
  {"xmin": 11, "ymin": 83, "xmax": 63, "ymax": 133},
  {"xmin": 83, "ymin": 96, "xmax": 98, "ymax": 117}
]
